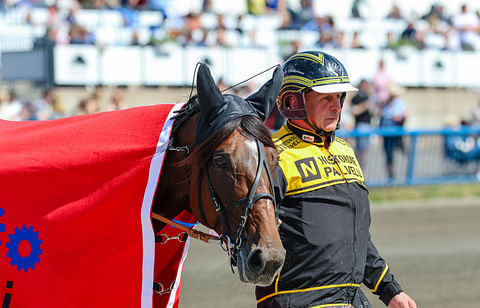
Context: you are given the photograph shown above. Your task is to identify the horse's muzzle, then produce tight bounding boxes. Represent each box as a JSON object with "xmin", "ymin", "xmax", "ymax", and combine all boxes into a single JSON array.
[{"xmin": 238, "ymin": 246, "xmax": 285, "ymax": 286}]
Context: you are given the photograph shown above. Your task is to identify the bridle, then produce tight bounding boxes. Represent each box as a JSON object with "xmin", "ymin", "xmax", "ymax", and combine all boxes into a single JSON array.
[
  {"xmin": 166, "ymin": 135, "xmax": 278, "ymax": 270},
  {"xmin": 160, "ymin": 101, "xmax": 279, "ymax": 269},
  {"xmin": 197, "ymin": 138, "xmax": 278, "ymax": 269}
]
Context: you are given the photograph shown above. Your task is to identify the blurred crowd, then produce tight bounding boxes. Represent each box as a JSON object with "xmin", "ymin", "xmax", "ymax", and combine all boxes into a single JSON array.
[
  {"xmin": 1, "ymin": 0, "xmax": 480, "ymax": 51},
  {"xmin": 1, "ymin": 0, "xmax": 480, "ymax": 178},
  {"xmin": 0, "ymin": 86, "xmax": 127, "ymax": 121}
]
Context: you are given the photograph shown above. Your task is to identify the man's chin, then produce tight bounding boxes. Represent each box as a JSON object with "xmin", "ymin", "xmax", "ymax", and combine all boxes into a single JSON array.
[{"xmin": 322, "ymin": 124, "xmax": 337, "ymax": 132}]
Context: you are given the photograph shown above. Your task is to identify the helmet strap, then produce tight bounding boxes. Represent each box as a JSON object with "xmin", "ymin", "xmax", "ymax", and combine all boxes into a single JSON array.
[{"xmin": 303, "ymin": 118, "xmax": 336, "ymax": 148}]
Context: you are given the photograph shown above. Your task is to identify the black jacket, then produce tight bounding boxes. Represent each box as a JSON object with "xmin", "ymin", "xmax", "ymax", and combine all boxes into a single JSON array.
[{"xmin": 256, "ymin": 121, "xmax": 402, "ymax": 307}]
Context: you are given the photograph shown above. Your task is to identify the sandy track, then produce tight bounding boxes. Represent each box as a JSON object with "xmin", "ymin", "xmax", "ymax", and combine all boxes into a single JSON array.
[{"xmin": 179, "ymin": 200, "xmax": 480, "ymax": 307}]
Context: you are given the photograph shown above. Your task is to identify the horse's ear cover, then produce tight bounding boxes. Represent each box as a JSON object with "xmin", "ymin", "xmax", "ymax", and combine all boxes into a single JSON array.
[
  {"xmin": 195, "ymin": 63, "xmax": 284, "ymax": 143},
  {"xmin": 246, "ymin": 65, "xmax": 283, "ymax": 121}
]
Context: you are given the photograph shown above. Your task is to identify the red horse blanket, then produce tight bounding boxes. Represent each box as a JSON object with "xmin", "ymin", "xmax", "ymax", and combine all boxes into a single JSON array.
[{"xmin": 0, "ymin": 103, "xmax": 194, "ymax": 308}]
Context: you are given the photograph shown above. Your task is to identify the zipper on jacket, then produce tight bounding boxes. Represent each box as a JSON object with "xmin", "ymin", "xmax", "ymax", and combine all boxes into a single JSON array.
[{"xmin": 326, "ymin": 146, "xmax": 358, "ymax": 287}]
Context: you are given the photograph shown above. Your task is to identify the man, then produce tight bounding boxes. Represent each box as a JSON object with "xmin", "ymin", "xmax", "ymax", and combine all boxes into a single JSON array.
[
  {"xmin": 378, "ymin": 84, "xmax": 408, "ymax": 180},
  {"xmin": 255, "ymin": 51, "xmax": 416, "ymax": 308},
  {"xmin": 451, "ymin": 4, "xmax": 480, "ymax": 51},
  {"xmin": 350, "ymin": 79, "xmax": 373, "ymax": 169},
  {"xmin": 0, "ymin": 89, "xmax": 23, "ymax": 121}
]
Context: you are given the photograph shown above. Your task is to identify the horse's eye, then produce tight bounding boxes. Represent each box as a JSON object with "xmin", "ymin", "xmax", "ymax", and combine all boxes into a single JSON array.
[{"xmin": 213, "ymin": 153, "xmax": 230, "ymax": 170}]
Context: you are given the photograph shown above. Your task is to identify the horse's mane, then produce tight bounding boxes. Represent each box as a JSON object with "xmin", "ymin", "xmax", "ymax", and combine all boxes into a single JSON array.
[
  {"xmin": 170, "ymin": 96, "xmax": 200, "ymax": 137},
  {"xmin": 172, "ymin": 97, "xmax": 275, "ymax": 173}
]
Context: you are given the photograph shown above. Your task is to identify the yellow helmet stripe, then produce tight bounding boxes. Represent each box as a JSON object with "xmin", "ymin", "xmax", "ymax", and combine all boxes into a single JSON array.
[{"xmin": 289, "ymin": 53, "xmax": 325, "ymax": 65}]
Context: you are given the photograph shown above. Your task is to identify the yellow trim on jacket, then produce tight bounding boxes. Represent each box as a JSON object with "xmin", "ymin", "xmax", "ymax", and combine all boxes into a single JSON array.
[
  {"xmin": 370, "ymin": 264, "xmax": 389, "ymax": 293},
  {"xmin": 256, "ymin": 283, "xmax": 361, "ymax": 304}
]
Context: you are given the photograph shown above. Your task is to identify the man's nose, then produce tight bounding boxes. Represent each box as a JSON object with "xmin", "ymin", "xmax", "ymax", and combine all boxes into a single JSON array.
[{"xmin": 330, "ymin": 99, "xmax": 341, "ymax": 111}]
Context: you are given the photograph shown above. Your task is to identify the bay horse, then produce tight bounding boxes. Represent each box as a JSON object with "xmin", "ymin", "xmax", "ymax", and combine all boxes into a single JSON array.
[{"xmin": 153, "ymin": 63, "xmax": 285, "ymax": 287}]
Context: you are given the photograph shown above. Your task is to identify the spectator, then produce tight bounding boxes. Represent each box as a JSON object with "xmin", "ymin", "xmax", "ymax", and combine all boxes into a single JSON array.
[
  {"xmin": 176, "ymin": 12, "xmax": 208, "ymax": 47},
  {"xmin": 414, "ymin": 29, "xmax": 427, "ymax": 50},
  {"xmin": 422, "ymin": 4, "xmax": 450, "ymax": 24},
  {"xmin": 334, "ymin": 30, "xmax": 345, "ymax": 48},
  {"xmin": 471, "ymin": 100, "xmax": 480, "ymax": 126},
  {"xmin": 92, "ymin": 0, "xmax": 112, "ymax": 10},
  {"xmin": 265, "ymin": 0, "xmax": 280, "ymax": 13},
  {"xmin": 131, "ymin": 30, "xmax": 141, "ymax": 45},
  {"xmin": 443, "ymin": 116, "xmax": 480, "ymax": 178},
  {"xmin": 33, "ymin": 88, "xmax": 66, "ymax": 120},
  {"xmin": 247, "ymin": 0, "xmax": 266, "ymax": 16},
  {"xmin": 234, "ymin": 14, "xmax": 246, "ymax": 36},
  {"xmin": 46, "ymin": 4, "xmax": 60, "ymax": 26},
  {"xmin": 423, "ymin": 13, "xmax": 451, "ymax": 50},
  {"xmin": 234, "ymin": 14, "xmax": 255, "ymax": 47},
  {"xmin": 306, "ymin": 14, "xmax": 336, "ymax": 33},
  {"xmin": 119, "ymin": 0, "xmax": 142, "ymax": 28},
  {"xmin": 34, "ymin": 26, "xmax": 60, "ymax": 46},
  {"xmin": 315, "ymin": 31, "xmax": 338, "ymax": 49},
  {"xmin": 19, "ymin": 102, "xmax": 38, "ymax": 121},
  {"xmin": 121, "ymin": 0, "xmax": 146, "ymax": 10},
  {"xmin": 372, "ymin": 59, "xmax": 391, "ymax": 105},
  {"xmin": 106, "ymin": 88, "xmax": 127, "ymax": 111},
  {"xmin": 216, "ymin": 14, "xmax": 227, "ymax": 32},
  {"xmin": 49, "ymin": 92, "xmax": 67, "ymax": 119},
  {"xmin": 33, "ymin": 27, "xmax": 58, "ymax": 88},
  {"xmin": 350, "ymin": 31, "xmax": 364, "ymax": 49},
  {"xmin": 65, "ymin": 1, "xmax": 81, "ymax": 25},
  {"xmin": 378, "ymin": 84, "xmax": 408, "ymax": 180},
  {"xmin": 400, "ymin": 21, "xmax": 426, "ymax": 50},
  {"xmin": 148, "ymin": 0, "xmax": 173, "ymax": 18},
  {"xmin": 451, "ymin": 4, "xmax": 480, "ymax": 51},
  {"xmin": 350, "ymin": 0, "xmax": 366, "ymax": 19},
  {"xmin": 386, "ymin": 4, "xmax": 404, "ymax": 20},
  {"xmin": 76, "ymin": 96, "xmax": 100, "ymax": 116},
  {"xmin": 400, "ymin": 21, "xmax": 417, "ymax": 42},
  {"xmin": 68, "ymin": 24, "xmax": 95, "ymax": 44},
  {"xmin": 0, "ymin": 90, "xmax": 7, "ymax": 118},
  {"xmin": 350, "ymin": 79, "xmax": 373, "ymax": 168},
  {"xmin": 383, "ymin": 31, "xmax": 398, "ymax": 50},
  {"xmin": 215, "ymin": 14, "xmax": 229, "ymax": 47},
  {"xmin": 312, "ymin": 16, "xmax": 340, "ymax": 49},
  {"xmin": 288, "ymin": 0, "xmax": 313, "ymax": 30},
  {"xmin": 0, "ymin": 90, "xmax": 23, "ymax": 121},
  {"xmin": 35, "ymin": 88, "xmax": 55, "ymax": 121},
  {"xmin": 215, "ymin": 77, "xmax": 229, "ymax": 93}
]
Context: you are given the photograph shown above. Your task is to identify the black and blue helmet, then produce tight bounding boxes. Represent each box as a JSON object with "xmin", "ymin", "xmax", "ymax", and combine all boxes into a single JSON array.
[{"xmin": 277, "ymin": 51, "xmax": 358, "ymax": 120}]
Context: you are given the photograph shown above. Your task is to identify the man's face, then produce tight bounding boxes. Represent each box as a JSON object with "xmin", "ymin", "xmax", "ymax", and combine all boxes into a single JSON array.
[{"xmin": 304, "ymin": 91, "xmax": 342, "ymax": 132}]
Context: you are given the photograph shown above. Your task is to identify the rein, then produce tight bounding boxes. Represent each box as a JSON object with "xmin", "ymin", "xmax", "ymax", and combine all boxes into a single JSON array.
[{"xmin": 151, "ymin": 213, "xmax": 220, "ymax": 243}]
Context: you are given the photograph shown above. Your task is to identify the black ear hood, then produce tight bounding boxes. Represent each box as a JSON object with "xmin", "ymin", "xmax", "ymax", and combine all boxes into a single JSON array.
[{"xmin": 195, "ymin": 63, "xmax": 283, "ymax": 143}]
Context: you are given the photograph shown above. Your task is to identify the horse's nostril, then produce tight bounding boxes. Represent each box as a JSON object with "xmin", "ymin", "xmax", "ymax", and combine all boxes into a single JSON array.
[{"xmin": 247, "ymin": 248, "xmax": 265, "ymax": 273}]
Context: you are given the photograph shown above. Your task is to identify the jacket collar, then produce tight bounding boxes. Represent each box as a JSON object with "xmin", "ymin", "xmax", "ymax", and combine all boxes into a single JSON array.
[{"xmin": 287, "ymin": 120, "xmax": 325, "ymax": 145}]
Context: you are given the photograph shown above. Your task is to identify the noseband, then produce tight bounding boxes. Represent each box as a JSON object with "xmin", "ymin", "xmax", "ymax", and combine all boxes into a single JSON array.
[{"xmin": 198, "ymin": 139, "xmax": 277, "ymax": 269}]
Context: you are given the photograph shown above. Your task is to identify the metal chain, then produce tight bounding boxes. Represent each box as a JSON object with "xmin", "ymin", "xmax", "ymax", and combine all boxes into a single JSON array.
[
  {"xmin": 155, "ymin": 232, "xmax": 188, "ymax": 245},
  {"xmin": 153, "ymin": 280, "xmax": 176, "ymax": 295}
]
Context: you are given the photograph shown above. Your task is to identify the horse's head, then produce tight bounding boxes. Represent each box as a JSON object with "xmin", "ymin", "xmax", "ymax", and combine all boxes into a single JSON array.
[{"xmin": 182, "ymin": 64, "xmax": 285, "ymax": 286}]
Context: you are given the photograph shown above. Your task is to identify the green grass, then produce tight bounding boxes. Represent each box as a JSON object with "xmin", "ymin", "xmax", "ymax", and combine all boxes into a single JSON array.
[{"xmin": 368, "ymin": 183, "xmax": 480, "ymax": 203}]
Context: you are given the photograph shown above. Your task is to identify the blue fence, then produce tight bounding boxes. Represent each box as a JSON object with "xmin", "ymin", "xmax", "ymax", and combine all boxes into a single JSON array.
[{"xmin": 337, "ymin": 126, "xmax": 480, "ymax": 187}]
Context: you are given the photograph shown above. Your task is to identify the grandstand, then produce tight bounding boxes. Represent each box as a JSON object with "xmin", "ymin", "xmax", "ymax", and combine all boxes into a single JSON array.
[{"xmin": 1, "ymin": 0, "xmax": 479, "ymax": 185}]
